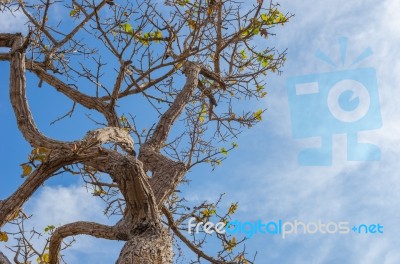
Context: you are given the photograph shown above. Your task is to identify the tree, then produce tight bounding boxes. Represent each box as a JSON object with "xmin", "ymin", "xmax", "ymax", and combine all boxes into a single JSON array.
[{"xmin": 0, "ymin": 0, "xmax": 290, "ymax": 263}]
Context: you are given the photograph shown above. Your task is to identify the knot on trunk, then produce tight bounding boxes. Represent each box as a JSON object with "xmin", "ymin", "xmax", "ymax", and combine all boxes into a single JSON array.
[{"xmin": 83, "ymin": 127, "xmax": 136, "ymax": 155}]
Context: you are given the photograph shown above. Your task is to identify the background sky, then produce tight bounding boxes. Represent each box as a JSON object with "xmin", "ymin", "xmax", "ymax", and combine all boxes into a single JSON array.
[{"xmin": 1, "ymin": 0, "xmax": 400, "ymax": 263}]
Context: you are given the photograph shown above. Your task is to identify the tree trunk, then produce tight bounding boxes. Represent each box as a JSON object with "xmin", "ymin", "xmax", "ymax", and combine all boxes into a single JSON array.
[{"xmin": 116, "ymin": 227, "xmax": 173, "ymax": 264}]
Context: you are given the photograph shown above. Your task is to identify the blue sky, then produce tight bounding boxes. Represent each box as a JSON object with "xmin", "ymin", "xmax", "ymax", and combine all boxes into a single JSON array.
[{"xmin": 1, "ymin": 0, "xmax": 400, "ymax": 263}]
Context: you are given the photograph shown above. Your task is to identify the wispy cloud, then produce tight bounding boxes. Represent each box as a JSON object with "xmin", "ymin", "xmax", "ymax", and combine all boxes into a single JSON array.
[{"xmin": 184, "ymin": 0, "xmax": 400, "ymax": 263}]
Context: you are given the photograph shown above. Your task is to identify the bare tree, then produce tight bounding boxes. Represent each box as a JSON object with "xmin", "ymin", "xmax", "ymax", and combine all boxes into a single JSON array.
[{"xmin": 0, "ymin": 0, "xmax": 290, "ymax": 263}]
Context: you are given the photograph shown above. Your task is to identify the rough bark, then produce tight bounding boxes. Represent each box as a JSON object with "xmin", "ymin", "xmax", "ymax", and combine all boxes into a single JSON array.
[
  {"xmin": 9, "ymin": 34, "xmax": 71, "ymax": 150},
  {"xmin": 0, "ymin": 251, "xmax": 11, "ymax": 264},
  {"xmin": 116, "ymin": 228, "xmax": 173, "ymax": 264}
]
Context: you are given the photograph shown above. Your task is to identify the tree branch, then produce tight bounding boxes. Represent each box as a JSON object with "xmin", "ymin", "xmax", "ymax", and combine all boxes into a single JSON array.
[
  {"xmin": 82, "ymin": 127, "xmax": 136, "ymax": 155},
  {"xmin": 147, "ymin": 62, "xmax": 201, "ymax": 150},
  {"xmin": 0, "ymin": 33, "xmax": 23, "ymax": 47},
  {"xmin": 0, "ymin": 150, "xmax": 101, "ymax": 228},
  {"xmin": 0, "ymin": 53, "xmax": 9, "ymax": 60},
  {"xmin": 109, "ymin": 61, "xmax": 130, "ymax": 109},
  {"xmin": 162, "ymin": 207, "xmax": 233, "ymax": 264},
  {"xmin": 140, "ymin": 145, "xmax": 187, "ymax": 207},
  {"xmin": 26, "ymin": 60, "xmax": 108, "ymax": 113},
  {"xmin": 49, "ymin": 222, "xmax": 122, "ymax": 264},
  {"xmin": 105, "ymin": 153, "xmax": 160, "ymax": 225},
  {"xmin": 4, "ymin": 34, "xmax": 71, "ymax": 150},
  {"xmin": 200, "ymin": 66, "xmax": 226, "ymax": 90},
  {"xmin": 51, "ymin": 1, "xmax": 107, "ymax": 54},
  {"xmin": 26, "ymin": 60, "xmax": 121, "ymax": 127},
  {"xmin": 83, "ymin": 149, "xmax": 160, "ymax": 226},
  {"xmin": 0, "ymin": 251, "xmax": 12, "ymax": 264},
  {"xmin": 198, "ymin": 80, "xmax": 218, "ymax": 106}
]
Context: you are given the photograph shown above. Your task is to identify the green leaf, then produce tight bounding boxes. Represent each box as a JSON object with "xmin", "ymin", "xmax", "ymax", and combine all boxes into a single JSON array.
[
  {"xmin": 119, "ymin": 115, "xmax": 128, "ymax": 123},
  {"xmin": 121, "ymin": 23, "xmax": 133, "ymax": 34},
  {"xmin": 44, "ymin": 225, "xmax": 55, "ymax": 233},
  {"xmin": 177, "ymin": 0, "xmax": 190, "ymax": 6},
  {"xmin": 201, "ymin": 208, "xmax": 216, "ymax": 217},
  {"xmin": 254, "ymin": 109, "xmax": 263, "ymax": 121},
  {"xmin": 21, "ymin": 164, "xmax": 32, "ymax": 177},
  {"xmin": 69, "ymin": 9, "xmax": 79, "ymax": 17},
  {"xmin": 37, "ymin": 253, "xmax": 50, "ymax": 264},
  {"xmin": 261, "ymin": 14, "xmax": 269, "ymax": 22},
  {"xmin": 275, "ymin": 13, "xmax": 286, "ymax": 23},
  {"xmin": 155, "ymin": 30, "xmax": 162, "ymax": 38},
  {"xmin": 0, "ymin": 231, "xmax": 8, "ymax": 242},
  {"xmin": 240, "ymin": 28, "xmax": 250, "ymax": 38},
  {"xmin": 225, "ymin": 237, "xmax": 237, "ymax": 252},
  {"xmin": 43, "ymin": 253, "xmax": 50, "ymax": 263},
  {"xmin": 240, "ymin": 49, "xmax": 248, "ymax": 59},
  {"xmin": 221, "ymin": 147, "xmax": 228, "ymax": 155},
  {"xmin": 92, "ymin": 189, "xmax": 107, "ymax": 196},
  {"xmin": 199, "ymin": 104, "xmax": 207, "ymax": 123},
  {"xmin": 30, "ymin": 147, "xmax": 50, "ymax": 163},
  {"xmin": 228, "ymin": 203, "xmax": 238, "ymax": 215},
  {"xmin": 252, "ymin": 27, "xmax": 260, "ymax": 35}
]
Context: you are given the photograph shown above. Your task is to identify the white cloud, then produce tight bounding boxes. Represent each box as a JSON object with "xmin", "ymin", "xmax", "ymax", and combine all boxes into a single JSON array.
[
  {"xmin": 183, "ymin": 0, "xmax": 400, "ymax": 263},
  {"xmin": 28, "ymin": 185, "xmax": 110, "ymax": 225},
  {"xmin": 0, "ymin": 8, "xmax": 27, "ymax": 33},
  {"xmin": 0, "ymin": 185, "xmax": 123, "ymax": 263}
]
